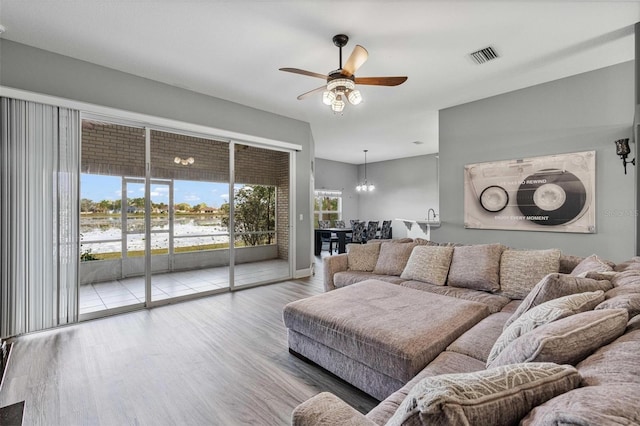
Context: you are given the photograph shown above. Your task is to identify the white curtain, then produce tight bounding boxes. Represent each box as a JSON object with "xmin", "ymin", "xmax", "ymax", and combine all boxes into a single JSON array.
[{"xmin": 1, "ymin": 98, "xmax": 80, "ymax": 338}]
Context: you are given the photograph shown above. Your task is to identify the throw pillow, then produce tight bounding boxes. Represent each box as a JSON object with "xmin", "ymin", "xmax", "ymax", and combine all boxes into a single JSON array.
[
  {"xmin": 372, "ymin": 242, "xmax": 418, "ymax": 276},
  {"xmin": 577, "ymin": 328, "xmax": 640, "ymax": 387},
  {"xmin": 346, "ymin": 243, "xmax": 380, "ymax": 272},
  {"xmin": 386, "ymin": 362, "xmax": 580, "ymax": 426},
  {"xmin": 447, "ymin": 243, "xmax": 505, "ymax": 292},
  {"xmin": 400, "ymin": 245, "xmax": 454, "ymax": 286},
  {"xmin": 499, "ymin": 248, "xmax": 561, "ymax": 299},
  {"xmin": 596, "ymin": 294, "xmax": 640, "ymax": 318},
  {"xmin": 486, "ymin": 290, "xmax": 605, "ymax": 366},
  {"xmin": 521, "ymin": 384, "xmax": 640, "ymax": 426},
  {"xmin": 504, "ymin": 273, "xmax": 612, "ymax": 329},
  {"xmin": 489, "ymin": 309, "xmax": 628, "ymax": 368},
  {"xmin": 570, "ymin": 254, "xmax": 614, "ymax": 277}
]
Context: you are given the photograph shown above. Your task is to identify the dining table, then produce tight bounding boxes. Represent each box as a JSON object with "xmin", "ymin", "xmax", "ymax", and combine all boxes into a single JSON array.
[{"xmin": 314, "ymin": 228, "xmax": 352, "ymax": 255}]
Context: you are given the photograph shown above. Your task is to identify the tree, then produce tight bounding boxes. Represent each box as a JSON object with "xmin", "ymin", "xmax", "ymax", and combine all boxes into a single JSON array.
[
  {"xmin": 221, "ymin": 185, "xmax": 275, "ymax": 246},
  {"xmin": 80, "ymin": 198, "xmax": 95, "ymax": 213},
  {"xmin": 191, "ymin": 202, "xmax": 208, "ymax": 213},
  {"xmin": 175, "ymin": 202, "xmax": 192, "ymax": 212}
]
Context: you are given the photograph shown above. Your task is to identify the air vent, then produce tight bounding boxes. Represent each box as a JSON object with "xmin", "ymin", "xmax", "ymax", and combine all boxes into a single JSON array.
[{"xmin": 469, "ymin": 46, "xmax": 499, "ymax": 65}]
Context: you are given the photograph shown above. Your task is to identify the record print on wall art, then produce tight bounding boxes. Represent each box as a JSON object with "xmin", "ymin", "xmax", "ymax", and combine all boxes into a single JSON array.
[{"xmin": 464, "ymin": 151, "xmax": 596, "ymax": 233}]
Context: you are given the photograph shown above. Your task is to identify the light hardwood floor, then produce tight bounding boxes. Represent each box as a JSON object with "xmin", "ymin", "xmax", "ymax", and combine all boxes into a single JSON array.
[{"xmin": 0, "ymin": 257, "xmax": 378, "ymax": 426}]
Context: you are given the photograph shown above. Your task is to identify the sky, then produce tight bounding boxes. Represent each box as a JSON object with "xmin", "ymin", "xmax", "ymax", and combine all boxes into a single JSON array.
[{"xmin": 81, "ymin": 174, "xmax": 232, "ymax": 207}]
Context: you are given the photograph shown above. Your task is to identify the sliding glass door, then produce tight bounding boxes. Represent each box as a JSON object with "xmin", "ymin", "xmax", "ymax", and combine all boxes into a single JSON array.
[
  {"xmin": 232, "ymin": 143, "xmax": 291, "ymax": 288},
  {"xmin": 79, "ymin": 120, "xmax": 293, "ymax": 318},
  {"xmin": 79, "ymin": 121, "xmax": 147, "ymax": 317},
  {"xmin": 149, "ymin": 130, "xmax": 232, "ymax": 302}
]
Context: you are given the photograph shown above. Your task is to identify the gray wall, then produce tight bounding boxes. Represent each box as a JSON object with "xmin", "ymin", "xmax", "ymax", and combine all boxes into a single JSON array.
[
  {"xmin": 315, "ymin": 154, "xmax": 440, "ymax": 238},
  {"xmin": 438, "ymin": 61, "xmax": 635, "ymax": 262},
  {"xmin": 0, "ymin": 40, "xmax": 314, "ymax": 272}
]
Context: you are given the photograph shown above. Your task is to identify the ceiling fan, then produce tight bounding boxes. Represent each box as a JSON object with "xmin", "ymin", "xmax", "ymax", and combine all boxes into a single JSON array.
[{"xmin": 279, "ymin": 34, "xmax": 408, "ymax": 112}]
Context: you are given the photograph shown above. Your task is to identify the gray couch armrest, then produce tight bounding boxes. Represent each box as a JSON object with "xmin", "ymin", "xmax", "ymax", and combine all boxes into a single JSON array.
[
  {"xmin": 291, "ymin": 392, "xmax": 377, "ymax": 426},
  {"xmin": 323, "ymin": 253, "xmax": 349, "ymax": 291}
]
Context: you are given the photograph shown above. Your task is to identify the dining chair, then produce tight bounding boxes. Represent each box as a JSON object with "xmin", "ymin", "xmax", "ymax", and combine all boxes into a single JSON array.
[
  {"xmin": 351, "ymin": 221, "xmax": 367, "ymax": 244},
  {"xmin": 330, "ymin": 220, "xmax": 346, "ymax": 252},
  {"xmin": 365, "ymin": 221, "xmax": 379, "ymax": 242},
  {"xmin": 318, "ymin": 220, "xmax": 333, "ymax": 253},
  {"xmin": 377, "ymin": 220, "xmax": 392, "ymax": 239}
]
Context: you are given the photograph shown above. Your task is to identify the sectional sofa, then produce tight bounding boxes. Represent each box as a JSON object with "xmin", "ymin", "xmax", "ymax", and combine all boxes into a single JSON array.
[{"xmin": 283, "ymin": 240, "xmax": 640, "ymax": 425}]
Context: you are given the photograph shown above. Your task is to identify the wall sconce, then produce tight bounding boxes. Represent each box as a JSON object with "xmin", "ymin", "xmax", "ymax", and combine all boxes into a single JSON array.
[
  {"xmin": 614, "ymin": 138, "xmax": 635, "ymax": 174},
  {"xmin": 174, "ymin": 156, "xmax": 194, "ymax": 166}
]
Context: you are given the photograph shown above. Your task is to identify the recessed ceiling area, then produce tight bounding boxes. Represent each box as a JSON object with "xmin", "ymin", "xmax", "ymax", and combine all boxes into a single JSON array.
[{"xmin": 0, "ymin": 1, "xmax": 638, "ymax": 164}]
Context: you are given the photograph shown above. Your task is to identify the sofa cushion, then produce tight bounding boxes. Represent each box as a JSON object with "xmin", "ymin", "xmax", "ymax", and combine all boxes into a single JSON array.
[
  {"xmin": 487, "ymin": 290, "xmax": 605, "ymax": 365},
  {"xmin": 399, "ymin": 245, "xmax": 454, "ymax": 285},
  {"xmin": 372, "ymin": 242, "xmax": 418, "ymax": 276},
  {"xmin": 504, "ymin": 273, "xmax": 612, "ymax": 329},
  {"xmin": 346, "ymin": 243, "xmax": 380, "ymax": 272},
  {"xmin": 333, "ymin": 271, "xmax": 405, "ymax": 289},
  {"xmin": 577, "ymin": 328, "xmax": 640, "ymax": 386},
  {"xmin": 385, "ymin": 362, "xmax": 580, "ymax": 426},
  {"xmin": 570, "ymin": 254, "xmax": 614, "ymax": 277},
  {"xmin": 499, "ymin": 249, "xmax": 561, "ymax": 299},
  {"xmin": 489, "ymin": 309, "xmax": 628, "ymax": 368},
  {"xmin": 446, "ymin": 312, "xmax": 512, "ymax": 362},
  {"xmin": 521, "ymin": 384, "xmax": 640, "ymax": 426},
  {"xmin": 400, "ymin": 281, "xmax": 511, "ymax": 314},
  {"xmin": 447, "ymin": 243, "xmax": 505, "ymax": 292}
]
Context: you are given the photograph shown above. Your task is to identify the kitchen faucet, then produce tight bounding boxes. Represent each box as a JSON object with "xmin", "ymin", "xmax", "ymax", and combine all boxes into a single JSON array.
[{"xmin": 427, "ymin": 208, "xmax": 437, "ymax": 221}]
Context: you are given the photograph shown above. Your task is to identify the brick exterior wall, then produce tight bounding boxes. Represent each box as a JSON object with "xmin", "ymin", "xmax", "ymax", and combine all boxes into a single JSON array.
[{"xmin": 82, "ymin": 123, "xmax": 290, "ymax": 260}]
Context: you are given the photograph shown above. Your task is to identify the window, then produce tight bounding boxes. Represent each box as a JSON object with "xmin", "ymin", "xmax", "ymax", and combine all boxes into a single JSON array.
[{"xmin": 314, "ymin": 190, "xmax": 342, "ymax": 227}]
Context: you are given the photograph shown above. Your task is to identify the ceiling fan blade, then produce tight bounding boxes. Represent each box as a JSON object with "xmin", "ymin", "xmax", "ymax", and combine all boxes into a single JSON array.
[
  {"xmin": 297, "ymin": 86, "xmax": 326, "ymax": 100},
  {"xmin": 279, "ymin": 68, "xmax": 328, "ymax": 80},
  {"xmin": 342, "ymin": 45, "xmax": 368, "ymax": 77},
  {"xmin": 355, "ymin": 76, "xmax": 408, "ymax": 86}
]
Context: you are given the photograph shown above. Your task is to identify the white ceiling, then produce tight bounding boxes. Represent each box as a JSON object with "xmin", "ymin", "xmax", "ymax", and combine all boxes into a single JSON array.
[{"xmin": 0, "ymin": 1, "xmax": 638, "ymax": 164}]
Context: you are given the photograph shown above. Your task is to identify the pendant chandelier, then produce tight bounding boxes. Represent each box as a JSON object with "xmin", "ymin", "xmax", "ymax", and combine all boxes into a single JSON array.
[{"xmin": 356, "ymin": 150, "xmax": 375, "ymax": 192}]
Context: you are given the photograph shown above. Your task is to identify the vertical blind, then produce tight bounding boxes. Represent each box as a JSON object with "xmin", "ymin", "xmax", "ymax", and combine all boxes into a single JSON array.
[{"xmin": 0, "ymin": 98, "xmax": 80, "ymax": 338}]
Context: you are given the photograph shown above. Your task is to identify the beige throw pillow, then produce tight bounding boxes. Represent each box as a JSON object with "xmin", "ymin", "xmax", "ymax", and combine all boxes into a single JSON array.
[
  {"xmin": 522, "ymin": 384, "xmax": 640, "ymax": 426},
  {"xmin": 487, "ymin": 290, "xmax": 605, "ymax": 366},
  {"xmin": 499, "ymin": 249, "xmax": 561, "ymax": 299},
  {"xmin": 504, "ymin": 273, "xmax": 612, "ymax": 329},
  {"xmin": 570, "ymin": 254, "xmax": 614, "ymax": 277},
  {"xmin": 400, "ymin": 245, "xmax": 454, "ymax": 286},
  {"xmin": 386, "ymin": 363, "xmax": 580, "ymax": 426},
  {"xmin": 372, "ymin": 242, "xmax": 418, "ymax": 276},
  {"xmin": 447, "ymin": 243, "xmax": 505, "ymax": 292},
  {"xmin": 489, "ymin": 309, "xmax": 628, "ymax": 368},
  {"xmin": 346, "ymin": 243, "xmax": 380, "ymax": 272}
]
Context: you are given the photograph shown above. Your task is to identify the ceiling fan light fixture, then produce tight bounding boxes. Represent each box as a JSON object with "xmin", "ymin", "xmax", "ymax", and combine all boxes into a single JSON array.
[
  {"xmin": 331, "ymin": 95, "xmax": 345, "ymax": 112},
  {"xmin": 348, "ymin": 89, "xmax": 362, "ymax": 105},
  {"xmin": 327, "ymin": 78, "xmax": 355, "ymax": 91},
  {"xmin": 322, "ymin": 90, "xmax": 335, "ymax": 105}
]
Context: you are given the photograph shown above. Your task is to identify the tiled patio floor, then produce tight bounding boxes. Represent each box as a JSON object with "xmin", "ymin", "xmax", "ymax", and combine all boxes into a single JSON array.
[{"xmin": 79, "ymin": 259, "xmax": 289, "ymax": 315}]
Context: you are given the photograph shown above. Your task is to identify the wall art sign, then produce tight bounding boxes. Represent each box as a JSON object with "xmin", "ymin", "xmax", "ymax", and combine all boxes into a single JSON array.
[{"xmin": 464, "ymin": 151, "xmax": 596, "ymax": 233}]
